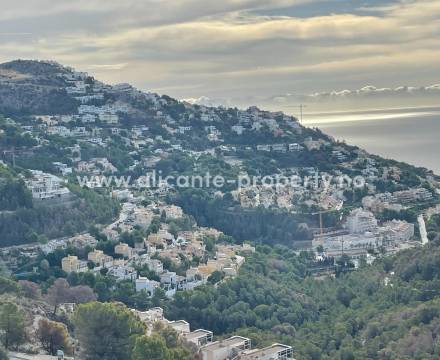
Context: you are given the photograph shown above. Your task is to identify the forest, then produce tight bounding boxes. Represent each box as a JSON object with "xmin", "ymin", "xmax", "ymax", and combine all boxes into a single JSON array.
[
  {"xmin": 173, "ymin": 188, "xmax": 317, "ymax": 245},
  {"xmin": 0, "ymin": 184, "xmax": 120, "ymax": 247},
  {"xmin": 162, "ymin": 239, "xmax": 440, "ymax": 359},
  {"xmin": 6, "ymin": 235, "xmax": 440, "ymax": 359}
]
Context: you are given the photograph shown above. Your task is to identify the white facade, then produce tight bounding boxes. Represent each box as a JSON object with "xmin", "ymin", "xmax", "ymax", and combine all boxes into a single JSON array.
[
  {"xmin": 107, "ymin": 265, "xmax": 137, "ymax": 281},
  {"xmin": 99, "ymin": 113, "xmax": 119, "ymax": 124},
  {"xmin": 26, "ymin": 170, "xmax": 70, "ymax": 200},
  {"xmin": 135, "ymin": 277, "xmax": 160, "ymax": 295},
  {"xmin": 231, "ymin": 125, "xmax": 245, "ymax": 135},
  {"xmin": 201, "ymin": 336, "xmax": 251, "ymax": 360},
  {"xmin": 379, "ymin": 220, "xmax": 415, "ymax": 242},
  {"xmin": 346, "ymin": 208, "xmax": 378, "ymax": 234}
]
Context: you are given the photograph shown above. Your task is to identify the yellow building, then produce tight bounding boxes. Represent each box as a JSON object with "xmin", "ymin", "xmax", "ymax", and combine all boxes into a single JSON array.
[
  {"xmin": 61, "ymin": 255, "xmax": 79, "ymax": 273},
  {"xmin": 88, "ymin": 250, "xmax": 105, "ymax": 264},
  {"xmin": 114, "ymin": 243, "xmax": 134, "ymax": 259}
]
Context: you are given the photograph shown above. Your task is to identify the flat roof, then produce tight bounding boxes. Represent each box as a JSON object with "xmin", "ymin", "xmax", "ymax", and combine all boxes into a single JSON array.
[
  {"xmin": 167, "ymin": 319, "xmax": 189, "ymax": 326},
  {"xmin": 201, "ymin": 336, "xmax": 250, "ymax": 351},
  {"xmin": 184, "ymin": 329, "xmax": 213, "ymax": 341},
  {"xmin": 240, "ymin": 344, "xmax": 293, "ymax": 359}
]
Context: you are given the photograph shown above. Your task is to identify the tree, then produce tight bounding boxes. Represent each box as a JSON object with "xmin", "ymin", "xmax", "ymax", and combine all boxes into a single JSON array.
[
  {"xmin": 160, "ymin": 210, "xmax": 167, "ymax": 222},
  {"xmin": 94, "ymin": 281, "xmax": 111, "ymax": 301},
  {"xmin": 40, "ymin": 259, "xmax": 50, "ymax": 272},
  {"xmin": 208, "ymin": 270, "xmax": 224, "ymax": 285},
  {"xmin": 46, "ymin": 278, "xmax": 70, "ymax": 314},
  {"xmin": 38, "ymin": 235, "xmax": 49, "ymax": 244},
  {"xmin": 153, "ymin": 323, "xmax": 179, "ymax": 348},
  {"xmin": 19, "ymin": 280, "xmax": 42, "ymax": 299},
  {"xmin": 73, "ymin": 302, "xmax": 145, "ymax": 360},
  {"xmin": 69, "ymin": 285, "xmax": 97, "ymax": 304},
  {"xmin": 67, "ymin": 272, "xmax": 80, "ymax": 286},
  {"xmin": 0, "ymin": 302, "xmax": 26, "ymax": 349},
  {"xmin": 46, "ymin": 278, "xmax": 96, "ymax": 314},
  {"xmin": 0, "ymin": 276, "xmax": 19, "ymax": 294},
  {"xmin": 336, "ymin": 287, "xmax": 355, "ymax": 307},
  {"xmin": 0, "ymin": 345, "xmax": 7, "ymax": 360},
  {"xmin": 203, "ymin": 236, "xmax": 216, "ymax": 253},
  {"xmin": 132, "ymin": 335, "xmax": 172, "ymax": 360},
  {"xmin": 37, "ymin": 319, "xmax": 72, "ymax": 356}
]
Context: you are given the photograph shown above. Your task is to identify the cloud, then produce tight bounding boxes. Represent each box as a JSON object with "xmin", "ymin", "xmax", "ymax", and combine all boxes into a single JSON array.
[
  {"xmin": 87, "ymin": 63, "xmax": 128, "ymax": 71},
  {"xmin": 0, "ymin": 0, "xmax": 439, "ymax": 111},
  {"xmin": 182, "ymin": 96, "xmax": 213, "ymax": 105},
  {"xmin": 307, "ymin": 83, "xmax": 440, "ymax": 101},
  {"xmin": 251, "ymin": 81, "xmax": 440, "ymax": 113}
]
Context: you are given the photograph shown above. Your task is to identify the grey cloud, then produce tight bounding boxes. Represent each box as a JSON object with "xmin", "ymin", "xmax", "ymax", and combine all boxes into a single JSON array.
[
  {"xmin": 0, "ymin": 0, "xmax": 439, "ymax": 113},
  {"xmin": 185, "ymin": 82, "xmax": 440, "ymax": 110}
]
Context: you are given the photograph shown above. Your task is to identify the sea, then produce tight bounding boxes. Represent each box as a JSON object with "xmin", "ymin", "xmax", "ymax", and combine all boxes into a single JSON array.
[{"xmin": 304, "ymin": 106, "xmax": 440, "ymax": 175}]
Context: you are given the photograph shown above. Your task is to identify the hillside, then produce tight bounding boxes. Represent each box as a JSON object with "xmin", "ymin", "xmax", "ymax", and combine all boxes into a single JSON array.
[
  {"xmin": 0, "ymin": 60, "xmax": 78, "ymax": 115},
  {"xmin": 0, "ymin": 59, "xmax": 438, "ymax": 247},
  {"xmin": 3, "ymin": 232, "xmax": 440, "ymax": 359},
  {"xmin": 0, "ymin": 59, "xmax": 440, "ymax": 359}
]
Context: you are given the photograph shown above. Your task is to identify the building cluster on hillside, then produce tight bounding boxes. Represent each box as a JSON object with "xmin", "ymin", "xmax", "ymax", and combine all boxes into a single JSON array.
[
  {"xmin": 75, "ymin": 157, "xmax": 118, "ymax": 175},
  {"xmin": 132, "ymin": 307, "xmax": 294, "ymax": 360},
  {"xmin": 233, "ymin": 185, "xmax": 298, "ymax": 209},
  {"xmin": 313, "ymin": 207, "xmax": 416, "ymax": 259},
  {"xmin": 232, "ymin": 174, "xmax": 345, "ymax": 212},
  {"xmin": 100, "ymin": 201, "xmax": 155, "ymax": 239},
  {"xmin": 256, "ymin": 143, "xmax": 304, "ymax": 153},
  {"xmin": 362, "ymin": 187, "xmax": 433, "ymax": 212},
  {"xmin": 61, "ymin": 236, "xmax": 250, "ymax": 297},
  {"xmin": 10, "ymin": 63, "xmax": 438, "ymax": 215},
  {"xmin": 20, "ymin": 64, "xmax": 324, "ymax": 206},
  {"xmin": 3, "ymin": 62, "xmax": 438, "ymax": 281},
  {"xmin": 135, "ymin": 240, "xmax": 250, "ymax": 298},
  {"xmin": 56, "ymin": 201, "xmax": 253, "ymax": 297},
  {"xmin": 0, "ymin": 233, "xmax": 100, "ymax": 272}
]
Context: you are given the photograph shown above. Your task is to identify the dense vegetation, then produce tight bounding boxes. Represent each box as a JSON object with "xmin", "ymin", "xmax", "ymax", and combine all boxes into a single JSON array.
[
  {"xmin": 74, "ymin": 302, "xmax": 193, "ymax": 359},
  {"xmin": 173, "ymin": 189, "xmax": 315, "ymax": 245},
  {"xmin": 158, "ymin": 238, "xmax": 440, "ymax": 359},
  {"xmin": 0, "ymin": 185, "xmax": 120, "ymax": 247},
  {"xmin": 8, "ymin": 236, "xmax": 440, "ymax": 359},
  {"xmin": 0, "ymin": 165, "xmax": 32, "ymax": 211}
]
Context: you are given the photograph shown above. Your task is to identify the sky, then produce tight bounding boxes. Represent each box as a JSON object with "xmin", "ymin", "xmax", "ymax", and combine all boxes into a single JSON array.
[{"xmin": 0, "ymin": 0, "xmax": 440, "ymax": 113}]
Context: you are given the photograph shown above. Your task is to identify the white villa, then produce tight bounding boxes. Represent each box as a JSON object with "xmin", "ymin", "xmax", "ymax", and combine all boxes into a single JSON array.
[{"xmin": 26, "ymin": 170, "xmax": 70, "ymax": 200}]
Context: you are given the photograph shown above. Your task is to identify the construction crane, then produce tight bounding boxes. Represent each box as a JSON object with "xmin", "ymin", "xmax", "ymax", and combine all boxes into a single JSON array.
[
  {"xmin": 310, "ymin": 208, "xmax": 339, "ymax": 235},
  {"xmin": 307, "ymin": 202, "xmax": 353, "ymax": 235}
]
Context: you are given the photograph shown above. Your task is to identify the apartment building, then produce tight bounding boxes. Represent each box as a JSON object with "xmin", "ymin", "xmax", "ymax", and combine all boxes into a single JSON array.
[
  {"xmin": 26, "ymin": 170, "xmax": 70, "ymax": 200},
  {"xmin": 379, "ymin": 220, "xmax": 415, "ymax": 242},
  {"xmin": 183, "ymin": 329, "xmax": 213, "ymax": 348},
  {"xmin": 345, "ymin": 208, "xmax": 378, "ymax": 234},
  {"xmin": 61, "ymin": 256, "xmax": 87, "ymax": 273},
  {"xmin": 114, "ymin": 243, "xmax": 134, "ymax": 259},
  {"xmin": 87, "ymin": 250, "xmax": 113, "ymax": 267},
  {"xmin": 393, "ymin": 188, "xmax": 433, "ymax": 204},
  {"xmin": 200, "ymin": 336, "xmax": 251, "ymax": 360}
]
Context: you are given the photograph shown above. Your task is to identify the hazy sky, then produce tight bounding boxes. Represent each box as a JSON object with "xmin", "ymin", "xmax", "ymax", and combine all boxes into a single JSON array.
[{"xmin": 1, "ymin": 0, "xmax": 439, "ymax": 112}]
